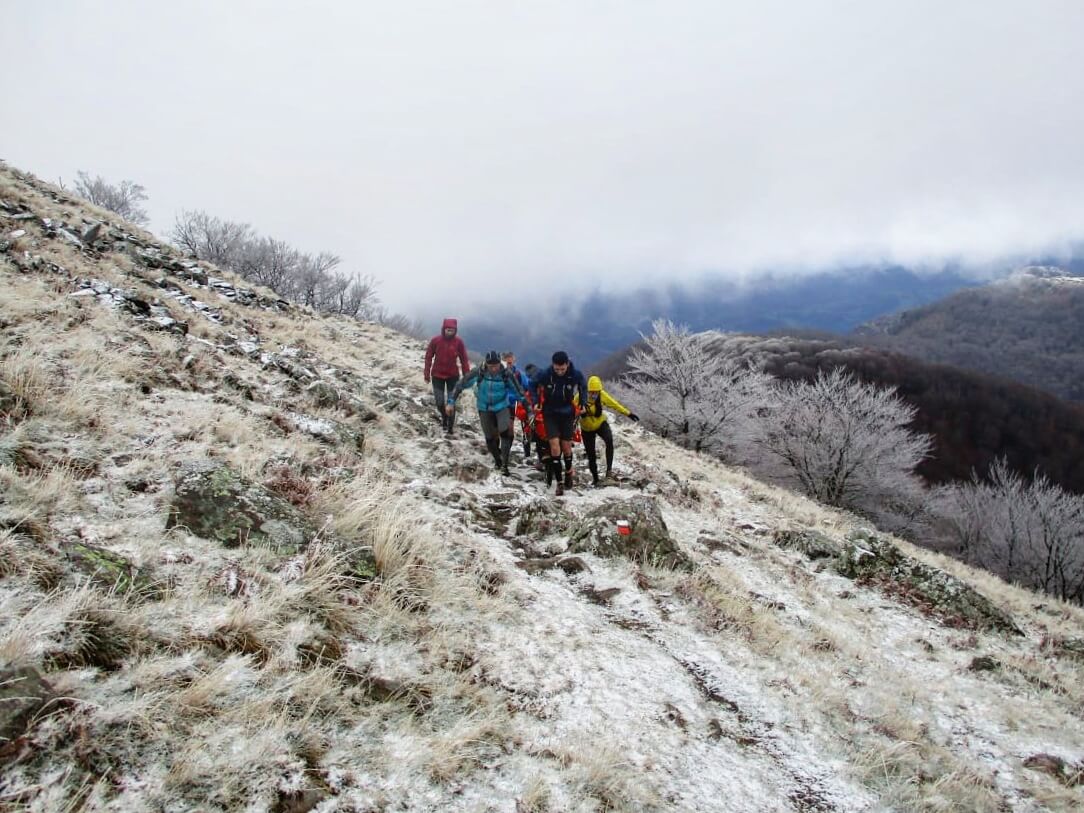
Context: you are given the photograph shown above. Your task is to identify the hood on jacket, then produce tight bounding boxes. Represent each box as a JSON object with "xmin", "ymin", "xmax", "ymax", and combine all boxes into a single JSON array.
[
  {"xmin": 441, "ymin": 318, "xmax": 458, "ymax": 335},
  {"xmin": 587, "ymin": 375, "xmax": 603, "ymax": 392}
]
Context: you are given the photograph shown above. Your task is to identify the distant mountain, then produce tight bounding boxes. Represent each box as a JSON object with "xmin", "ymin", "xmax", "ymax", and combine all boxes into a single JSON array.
[
  {"xmin": 596, "ymin": 332, "xmax": 1084, "ymax": 495},
  {"xmin": 854, "ymin": 266, "xmax": 1084, "ymax": 402},
  {"xmin": 467, "ymin": 265, "xmax": 986, "ymax": 370}
]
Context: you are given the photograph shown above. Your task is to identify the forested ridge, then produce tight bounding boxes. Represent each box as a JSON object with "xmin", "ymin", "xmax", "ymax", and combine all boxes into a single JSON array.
[{"xmin": 596, "ymin": 333, "xmax": 1084, "ymax": 495}]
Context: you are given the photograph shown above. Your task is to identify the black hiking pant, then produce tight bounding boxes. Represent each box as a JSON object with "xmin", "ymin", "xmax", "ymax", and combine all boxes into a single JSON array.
[
  {"xmin": 432, "ymin": 376, "xmax": 459, "ymax": 430},
  {"xmin": 478, "ymin": 407, "xmax": 514, "ymax": 467},
  {"xmin": 582, "ymin": 421, "xmax": 614, "ymax": 483}
]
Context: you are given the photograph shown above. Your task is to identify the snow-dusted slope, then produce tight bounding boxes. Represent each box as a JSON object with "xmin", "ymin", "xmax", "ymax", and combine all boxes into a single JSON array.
[{"xmin": 2, "ymin": 163, "xmax": 1082, "ymax": 812}]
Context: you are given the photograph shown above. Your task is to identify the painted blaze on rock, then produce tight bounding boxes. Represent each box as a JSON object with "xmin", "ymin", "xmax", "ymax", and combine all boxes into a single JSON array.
[
  {"xmin": 166, "ymin": 461, "xmax": 317, "ymax": 553},
  {"xmin": 569, "ymin": 495, "xmax": 691, "ymax": 569}
]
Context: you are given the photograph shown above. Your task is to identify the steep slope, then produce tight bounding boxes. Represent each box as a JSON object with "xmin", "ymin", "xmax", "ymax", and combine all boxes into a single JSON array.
[
  {"xmin": 2, "ymin": 163, "xmax": 1083, "ymax": 812},
  {"xmin": 856, "ymin": 267, "xmax": 1084, "ymax": 402}
]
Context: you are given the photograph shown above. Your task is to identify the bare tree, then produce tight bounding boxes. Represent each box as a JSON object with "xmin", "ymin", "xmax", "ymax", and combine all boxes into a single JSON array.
[
  {"xmin": 937, "ymin": 459, "xmax": 1084, "ymax": 602},
  {"xmin": 171, "ymin": 210, "xmax": 252, "ymax": 267},
  {"xmin": 620, "ymin": 320, "xmax": 773, "ymax": 454},
  {"xmin": 753, "ymin": 367, "xmax": 932, "ymax": 514},
  {"xmin": 375, "ymin": 309, "xmax": 427, "ymax": 339},
  {"xmin": 169, "ymin": 209, "xmax": 380, "ymax": 321},
  {"xmin": 73, "ymin": 171, "xmax": 150, "ymax": 225}
]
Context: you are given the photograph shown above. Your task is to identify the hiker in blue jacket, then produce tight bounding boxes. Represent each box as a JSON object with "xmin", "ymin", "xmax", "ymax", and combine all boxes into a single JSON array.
[
  {"xmin": 529, "ymin": 350, "xmax": 588, "ymax": 496},
  {"xmin": 447, "ymin": 351, "xmax": 526, "ymax": 476}
]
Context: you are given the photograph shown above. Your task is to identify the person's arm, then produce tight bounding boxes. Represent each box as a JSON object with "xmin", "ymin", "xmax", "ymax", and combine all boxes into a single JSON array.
[
  {"xmin": 528, "ymin": 369, "xmax": 546, "ymax": 405},
  {"xmin": 423, "ymin": 339, "xmax": 435, "ymax": 381},
  {"xmin": 457, "ymin": 338, "xmax": 470, "ymax": 375},
  {"xmin": 448, "ymin": 368, "xmax": 477, "ymax": 406},
  {"xmin": 506, "ymin": 368, "xmax": 526, "ymax": 401},
  {"xmin": 575, "ymin": 372, "xmax": 589, "ymax": 413},
  {"xmin": 600, "ymin": 389, "xmax": 631, "ymax": 417}
]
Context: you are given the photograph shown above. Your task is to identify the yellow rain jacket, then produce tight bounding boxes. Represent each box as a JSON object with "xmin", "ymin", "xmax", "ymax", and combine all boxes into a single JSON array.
[{"xmin": 578, "ymin": 375, "xmax": 631, "ymax": 432}]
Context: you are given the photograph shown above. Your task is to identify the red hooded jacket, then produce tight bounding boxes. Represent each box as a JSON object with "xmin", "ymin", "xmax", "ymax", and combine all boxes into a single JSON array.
[{"xmin": 424, "ymin": 318, "xmax": 470, "ymax": 380}]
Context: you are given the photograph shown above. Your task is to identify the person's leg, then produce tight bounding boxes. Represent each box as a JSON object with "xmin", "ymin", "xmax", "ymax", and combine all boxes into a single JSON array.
[
  {"xmin": 432, "ymin": 378, "xmax": 447, "ymax": 426},
  {"xmin": 544, "ymin": 413, "xmax": 564, "ymax": 493},
  {"xmin": 444, "ymin": 376, "xmax": 459, "ymax": 432},
  {"xmin": 582, "ymin": 429, "xmax": 599, "ymax": 485},
  {"xmin": 559, "ymin": 414, "xmax": 575, "ymax": 487},
  {"xmin": 599, "ymin": 421, "xmax": 615, "ymax": 475},
  {"xmin": 478, "ymin": 411, "xmax": 501, "ymax": 465},
  {"xmin": 496, "ymin": 408, "xmax": 513, "ymax": 472}
]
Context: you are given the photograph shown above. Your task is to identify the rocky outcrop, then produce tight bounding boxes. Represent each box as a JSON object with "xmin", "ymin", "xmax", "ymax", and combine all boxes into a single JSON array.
[
  {"xmin": 774, "ymin": 528, "xmax": 1020, "ymax": 634},
  {"xmin": 568, "ymin": 496, "xmax": 691, "ymax": 569},
  {"xmin": 63, "ymin": 541, "xmax": 162, "ymax": 598},
  {"xmin": 166, "ymin": 461, "xmax": 317, "ymax": 553}
]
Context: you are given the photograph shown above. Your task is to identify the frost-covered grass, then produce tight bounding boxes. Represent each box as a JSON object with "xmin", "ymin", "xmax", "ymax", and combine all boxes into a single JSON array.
[{"xmin": 2, "ymin": 162, "xmax": 1083, "ymax": 811}]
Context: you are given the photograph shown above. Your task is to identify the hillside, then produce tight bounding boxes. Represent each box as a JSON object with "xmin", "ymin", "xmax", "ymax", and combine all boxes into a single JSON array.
[
  {"xmin": 855, "ymin": 267, "xmax": 1084, "ymax": 402},
  {"xmin": 2, "ymin": 163, "xmax": 1084, "ymax": 812},
  {"xmin": 594, "ymin": 334, "xmax": 1084, "ymax": 496}
]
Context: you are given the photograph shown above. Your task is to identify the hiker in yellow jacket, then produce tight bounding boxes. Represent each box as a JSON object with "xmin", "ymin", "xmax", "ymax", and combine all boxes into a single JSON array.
[{"xmin": 580, "ymin": 375, "xmax": 639, "ymax": 487}]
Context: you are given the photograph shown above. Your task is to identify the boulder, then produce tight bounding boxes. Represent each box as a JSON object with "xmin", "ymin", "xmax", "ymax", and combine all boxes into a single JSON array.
[
  {"xmin": 281, "ymin": 412, "xmax": 364, "ymax": 452},
  {"xmin": 513, "ymin": 498, "xmax": 572, "ymax": 538},
  {"xmin": 0, "ymin": 666, "xmax": 53, "ymax": 752},
  {"xmin": 166, "ymin": 461, "xmax": 318, "ymax": 553},
  {"xmin": 773, "ymin": 529, "xmax": 840, "ymax": 560},
  {"xmin": 837, "ymin": 530, "xmax": 1020, "ymax": 635},
  {"xmin": 63, "ymin": 541, "xmax": 163, "ymax": 598},
  {"xmin": 568, "ymin": 496, "xmax": 691, "ymax": 569}
]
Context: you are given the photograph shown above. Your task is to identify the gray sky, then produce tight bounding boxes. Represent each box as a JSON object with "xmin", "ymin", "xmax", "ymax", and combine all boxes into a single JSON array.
[{"xmin": 4, "ymin": 1, "xmax": 1084, "ymax": 317}]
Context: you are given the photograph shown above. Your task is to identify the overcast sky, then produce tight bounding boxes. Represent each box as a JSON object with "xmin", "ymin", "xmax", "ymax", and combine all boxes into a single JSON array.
[{"xmin": 4, "ymin": 1, "xmax": 1083, "ymax": 318}]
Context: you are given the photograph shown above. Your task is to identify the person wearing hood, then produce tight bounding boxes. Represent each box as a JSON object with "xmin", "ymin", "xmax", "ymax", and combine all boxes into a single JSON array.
[
  {"xmin": 580, "ymin": 375, "xmax": 639, "ymax": 486},
  {"xmin": 528, "ymin": 351, "xmax": 588, "ymax": 496},
  {"xmin": 424, "ymin": 318, "xmax": 470, "ymax": 434},
  {"xmin": 446, "ymin": 351, "xmax": 526, "ymax": 476}
]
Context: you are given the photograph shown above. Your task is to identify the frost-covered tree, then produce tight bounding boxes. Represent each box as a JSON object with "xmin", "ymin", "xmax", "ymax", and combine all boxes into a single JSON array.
[
  {"xmin": 620, "ymin": 320, "xmax": 773, "ymax": 454},
  {"xmin": 171, "ymin": 209, "xmax": 253, "ymax": 267},
  {"xmin": 753, "ymin": 367, "xmax": 932, "ymax": 514},
  {"xmin": 170, "ymin": 210, "xmax": 379, "ymax": 319},
  {"xmin": 937, "ymin": 459, "xmax": 1084, "ymax": 602},
  {"xmin": 73, "ymin": 171, "xmax": 150, "ymax": 225}
]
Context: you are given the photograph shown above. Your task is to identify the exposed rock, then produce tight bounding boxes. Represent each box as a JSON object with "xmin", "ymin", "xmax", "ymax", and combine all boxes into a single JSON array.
[
  {"xmin": 516, "ymin": 555, "xmax": 590, "ymax": 576},
  {"xmin": 166, "ymin": 460, "xmax": 318, "ymax": 553},
  {"xmin": 63, "ymin": 541, "xmax": 163, "ymax": 598},
  {"xmin": 773, "ymin": 529, "xmax": 840, "ymax": 560},
  {"xmin": 440, "ymin": 458, "xmax": 492, "ymax": 484},
  {"xmin": 513, "ymin": 498, "xmax": 572, "ymax": 538},
  {"xmin": 968, "ymin": 656, "xmax": 1000, "ymax": 672},
  {"xmin": 837, "ymin": 530, "xmax": 1021, "ymax": 634},
  {"xmin": 281, "ymin": 412, "xmax": 364, "ymax": 452},
  {"xmin": 1054, "ymin": 638, "xmax": 1084, "ymax": 661},
  {"xmin": 0, "ymin": 666, "xmax": 53, "ymax": 752},
  {"xmin": 568, "ymin": 496, "xmax": 691, "ymax": 569},
  {"xmin": 1023, "ymin": 753, "xmax": 1083, "ymax": 786}
]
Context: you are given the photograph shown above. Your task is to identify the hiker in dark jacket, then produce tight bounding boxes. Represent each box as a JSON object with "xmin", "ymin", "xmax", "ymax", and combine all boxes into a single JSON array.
[
  {"xmin": 528, "ymin": 351, "xmax": 588, "ymax": 495},
  {"xmin": 447, "ymin": 351, "xmax": 526, "ymax": 475},
  {"xmin": 501, "ymin": 351, "xmax": 531, "ymax": 456},
  {"xmin": 424, "ymin": 318, "xmax": 470, "ymax": 434}
]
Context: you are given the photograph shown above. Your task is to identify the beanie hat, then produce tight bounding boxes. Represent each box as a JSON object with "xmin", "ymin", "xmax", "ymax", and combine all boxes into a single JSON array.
[{"xmin": 552, "ymin": 351, "xmax": 570, "ymax": 365}]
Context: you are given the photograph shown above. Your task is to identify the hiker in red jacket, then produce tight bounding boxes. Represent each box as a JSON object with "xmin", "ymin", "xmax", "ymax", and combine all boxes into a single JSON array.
[{"xmin": 424, "ymin": 318, "xmax": 470, "ymax": 434}]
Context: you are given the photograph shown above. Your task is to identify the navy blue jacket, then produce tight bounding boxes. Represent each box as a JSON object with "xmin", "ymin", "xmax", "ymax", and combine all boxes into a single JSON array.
[{"xmin": 529, "ymin": 363, "xmax": 588, "ymax": 417}]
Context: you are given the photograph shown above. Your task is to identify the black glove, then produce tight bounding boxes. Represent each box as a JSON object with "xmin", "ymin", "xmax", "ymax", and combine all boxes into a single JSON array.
[{"xmin": 629, "ymin": 413, "xmax": 640, "ymax": 422}]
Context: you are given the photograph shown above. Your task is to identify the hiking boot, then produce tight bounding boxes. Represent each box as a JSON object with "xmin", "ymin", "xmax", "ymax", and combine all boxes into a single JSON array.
[
  {"xmin": 501, "ymin": 466, "xmax": 510, "ymax": 476},
  {"xmin": 555, "ymin": 481, "xmax": 564, "ymax": 496},
  {"xmin": 564, "ymin": 470, "xmax": 573, "ymax": 489}
]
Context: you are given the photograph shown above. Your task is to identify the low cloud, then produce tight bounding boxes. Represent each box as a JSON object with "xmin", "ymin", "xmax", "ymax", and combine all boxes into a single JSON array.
[{"xmin": 5, "ymin": 1, "xmax": 1083, "ymax": 317}]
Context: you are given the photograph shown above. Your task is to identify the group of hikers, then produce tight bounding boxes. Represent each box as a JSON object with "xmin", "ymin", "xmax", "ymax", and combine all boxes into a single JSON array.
[{"xmin": 423, "ymin": 318, "xmax": 639, "ymax": 496}]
